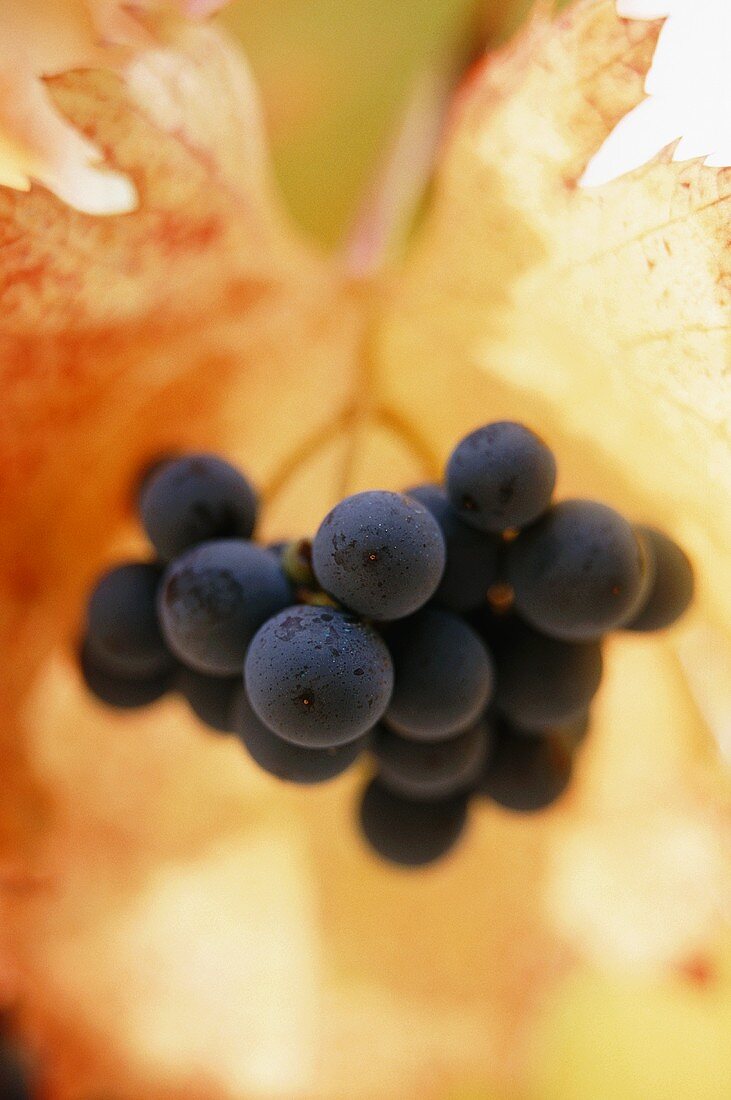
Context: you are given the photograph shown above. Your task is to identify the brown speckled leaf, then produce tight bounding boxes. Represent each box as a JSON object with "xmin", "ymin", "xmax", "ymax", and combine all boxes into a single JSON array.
[
  {"xmin": 0, "ymin": 1, "xmax": 233, "ymax": 212},
  {"xmin": 376, "ymin": 0, "xmax": 731, "ymax": 1073},
  {"xmin": 378, "ymin": 0, "xmax": 729, "ymax": 631}
]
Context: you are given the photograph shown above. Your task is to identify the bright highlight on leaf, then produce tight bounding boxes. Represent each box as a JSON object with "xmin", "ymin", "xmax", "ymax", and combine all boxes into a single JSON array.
[
  {"xmin": 583, "ymin": 0, "xmax": 731, "ymax": 185},
  {"xmin": 0, "ymin": 0, "xmax": 231, "ymax": 213},
  {"xmin": 530, "ymin": 957, "xmax": 731, "ymax": 1100}
]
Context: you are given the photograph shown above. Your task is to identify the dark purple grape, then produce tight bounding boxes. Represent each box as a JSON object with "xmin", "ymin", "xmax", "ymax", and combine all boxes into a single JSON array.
[
  {"xmin": 140, "ymin": 454, "xmax": 258, "ymax": 561},
  {"xmin": 244, "ymin": 606, "xmax": 394, "ymax": 748},
  {"xmin": 406, "ymin": 484, "xmax": 501, "ymax": 612},
  {"xmin": 509, "ymin": 711, "xmax": 591, "ymax": 749},
  {"xmin": 176, "ymin": 667, "xmax": 240, "ymax": 733},
  {"xmin": 477, "ymin": 725, "xmax": 572, "ymax": 812},
  {"xmin": 552, "ymin": 712, "xmax": 591, "ymax": 751},
  {"xmin": 494, "ymin": 620, "xmax": 603, "ymax": 731},
  {"xmin": 385, "ymin": 607, "xmax": 493, "ymax": 741},
  {"xmin": 373, "ymin": 719, "xmax": 492, "ymax": 801},
  {"xmin": 358, "ymin": 778, "xmax": 468, "ymax": 867},
  {"xmin": 158, "ymin": 540, "xmax": 291, "ymax": 676},
  {"xmin": 134, "ymin": 452, "xmax": 179, "ymax": 505},
  {"xmin": 232, "ymin": 687, "xmax": 368, "ymax": 784},
  {"xmin": 506, "ymin": 500, "xmax": 648, "ymax": 640},
  {"xmin": 85, "ymin": 562, "xmax": 173, "ymax": 679},
  {"xmin": 312, "ymin": 490, "xmax": 446, "ymax": 621},
  {"xmin": 266, "ymin": 541, "xmax": 289, "ymax": 558},
  {"xmin": 0, "ymin": 1039, "xmax": 32, "ymax": 1100},
  {"xmin": 446, "ymin": 421, "xmax": 556, "ymax": 532},
  {"xmin": 465, "ymin": 604, "xmax": 515, "ymax": 650},
  {"xmin": 80, "ymin": 641, "xmax": 173, "ymax": 710},
  {"xmin": 625, "ymin": 526, "xmax": 694, "ymax": 631}
]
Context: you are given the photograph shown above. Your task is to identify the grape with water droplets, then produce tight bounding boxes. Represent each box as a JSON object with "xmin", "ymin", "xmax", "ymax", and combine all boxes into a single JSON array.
[
  {"xmin": 312, "ymin": 490, "xmax": 446, "ymax": 621},
  {"xmin": 446, "ymin": 421, "xmax": 556, "ymax": 532},
  {"xmin": 80, "ymin": 421, "xmax": 692, "ymax": 867},
  {"xmin": 158, "ymin": 540, "xmax": 291, "ymax": 676},
  {"xmin": 245, "ymin": 605, "xmax": 394, "ymax": 748}
]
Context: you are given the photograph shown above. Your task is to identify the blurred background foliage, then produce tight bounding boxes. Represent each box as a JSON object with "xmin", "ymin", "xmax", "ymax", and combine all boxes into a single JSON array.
[{"xmin": 221, "ymin": 0, "xmax": 538, "ymax": 247}]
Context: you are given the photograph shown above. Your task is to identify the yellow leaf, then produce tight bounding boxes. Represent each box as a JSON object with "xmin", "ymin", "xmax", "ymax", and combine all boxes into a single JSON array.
[
  {"xmin": 378, "ymin": 0, "xmax": 730, "ymax": 633},
  {"xmin": 529, "ymin": 951, "xmax": 731, "ymax": 1100}
]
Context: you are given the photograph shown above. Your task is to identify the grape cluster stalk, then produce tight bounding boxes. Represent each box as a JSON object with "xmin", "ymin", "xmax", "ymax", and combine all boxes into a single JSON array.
[{"xmin": 80, "ymin": 423, "xmax": 694, "ymax": 867}]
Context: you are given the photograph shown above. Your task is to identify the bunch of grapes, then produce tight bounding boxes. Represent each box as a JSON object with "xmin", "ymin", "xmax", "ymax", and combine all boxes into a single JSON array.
[{"xmin": 80, "ymin": 424, "xmax": 694, "ymax": 867}]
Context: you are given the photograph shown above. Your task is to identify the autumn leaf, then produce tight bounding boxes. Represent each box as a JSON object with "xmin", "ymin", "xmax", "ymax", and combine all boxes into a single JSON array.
[
  {"xmin": 0, "ymin": 1, "xmax": 728, "ymax": 1098},
  {"xmin": 378, "ymin": 0, "xmax": 729, "ymax": 631},
  {"xmin": 376, "ymin": 0, "xmax": 730, "ymax": 1069},
  {"xmin": 0, "ymin": 1, "xmax": 230, "ymax": 214}
]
